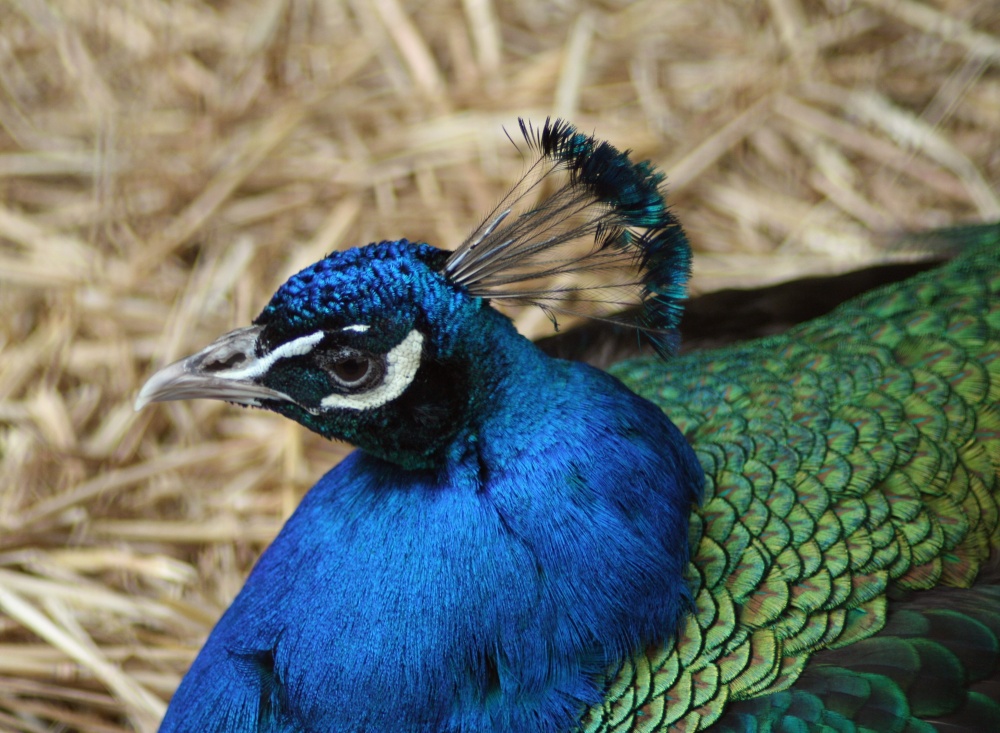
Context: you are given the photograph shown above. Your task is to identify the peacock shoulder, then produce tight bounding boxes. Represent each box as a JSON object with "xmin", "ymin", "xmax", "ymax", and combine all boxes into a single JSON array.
[{"xmin": 582, "ymin": 241, "xmax": 1000, "ymax": 731}]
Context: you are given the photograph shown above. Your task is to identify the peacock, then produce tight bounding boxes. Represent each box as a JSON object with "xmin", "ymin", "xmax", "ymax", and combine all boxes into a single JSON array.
[{"xmin": 136, "ymin": 119, "xmax": 1000, "ymax": 733}]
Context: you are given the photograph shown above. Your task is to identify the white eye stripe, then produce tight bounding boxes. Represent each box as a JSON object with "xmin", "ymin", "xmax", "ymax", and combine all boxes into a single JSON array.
[
  {"xmin": 320, "ymin": 329, "xmax": 423, "ymax": 411},
  {"xmin": 341, "ymin": 324, "xmax": 369, "ymax": 333},
  {"xmin": 216, "ymin": 331, "xmax": 324, "ymax": 381}
]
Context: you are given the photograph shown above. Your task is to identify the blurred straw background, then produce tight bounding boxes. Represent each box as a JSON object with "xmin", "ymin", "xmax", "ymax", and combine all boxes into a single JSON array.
[{"xmin": 1, "ymin": 0, "xmax": 998, "ymax": 731}]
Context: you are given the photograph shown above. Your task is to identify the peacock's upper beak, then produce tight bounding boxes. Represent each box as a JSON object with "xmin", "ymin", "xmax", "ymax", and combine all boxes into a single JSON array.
[{"xmin": 134, "ymin": 325, "xmax": 295, "ymax": 411}]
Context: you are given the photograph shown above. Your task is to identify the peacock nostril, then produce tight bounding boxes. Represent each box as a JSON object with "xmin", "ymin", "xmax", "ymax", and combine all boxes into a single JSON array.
[{"xmin": 202, "ymin": 353, "xmax": 245, "ymax": 372}]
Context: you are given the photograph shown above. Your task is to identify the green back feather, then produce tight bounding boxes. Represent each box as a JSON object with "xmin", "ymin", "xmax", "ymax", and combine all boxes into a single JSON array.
[{"xmin": 582, "ymin": 228, "xmax": 1000, "ymax": 731}]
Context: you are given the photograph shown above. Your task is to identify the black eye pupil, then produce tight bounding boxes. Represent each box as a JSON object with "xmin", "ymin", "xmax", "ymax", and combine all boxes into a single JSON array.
[{"xmin": 333, "ymin": 357, "xmax": 370, "ymax": 383}]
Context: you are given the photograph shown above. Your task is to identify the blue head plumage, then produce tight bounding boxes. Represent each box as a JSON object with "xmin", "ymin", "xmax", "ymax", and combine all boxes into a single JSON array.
[
  {"xmin": 137, "ymin": 119, "xmax": 704, "ymax": 733},
  {"xmin": 249, "ymin": 240, "xmax": 486, "ymax": 468}
]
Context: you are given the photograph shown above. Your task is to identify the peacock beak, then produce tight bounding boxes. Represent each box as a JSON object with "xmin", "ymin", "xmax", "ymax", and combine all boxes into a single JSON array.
[{"xmin": 135, "ymin": 325, "xmax": 297, "ymax": 411}]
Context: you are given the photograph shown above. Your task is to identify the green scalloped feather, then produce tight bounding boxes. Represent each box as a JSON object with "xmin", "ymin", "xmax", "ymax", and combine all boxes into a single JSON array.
[{"xmin": 595, "ymin": 232, "xmax": 1000, "ymax": 731}]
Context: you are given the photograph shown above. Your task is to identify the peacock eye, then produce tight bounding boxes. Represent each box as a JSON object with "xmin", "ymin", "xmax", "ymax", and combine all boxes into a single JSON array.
[
  {"xmin": 316, "ymin": 346, "xmax": 386, "ymax": 391},
  {"xmin": 332, "ymin": 355, "xmax": 371, "ymax": 384}
]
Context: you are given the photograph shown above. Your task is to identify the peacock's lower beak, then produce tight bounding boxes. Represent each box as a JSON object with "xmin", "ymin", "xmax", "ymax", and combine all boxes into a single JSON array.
[{"xmin": 134, "ymin": 325, "xmax": 296, "ymax": 411}]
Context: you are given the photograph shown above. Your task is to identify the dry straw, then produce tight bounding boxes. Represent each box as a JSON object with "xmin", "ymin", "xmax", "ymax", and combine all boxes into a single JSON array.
[{"xmin": 1, "ymin": 0, "xmax": 998, "ymax": 730}]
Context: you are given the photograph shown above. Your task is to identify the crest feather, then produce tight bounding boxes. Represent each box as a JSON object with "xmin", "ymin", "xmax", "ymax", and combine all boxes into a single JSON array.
[{"xmin": 442, "ymin": 118, "xmax": 691, "ymax": 356}]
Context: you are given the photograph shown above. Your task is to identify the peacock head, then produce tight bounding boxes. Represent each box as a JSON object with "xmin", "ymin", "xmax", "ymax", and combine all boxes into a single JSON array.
[
  {"xmin": 136, "ymin": 119, "xmax": 692, "ymax": 468},
  {"xmin": 135, "ymin": 240, "xmax": 504, "ymax": 468}
]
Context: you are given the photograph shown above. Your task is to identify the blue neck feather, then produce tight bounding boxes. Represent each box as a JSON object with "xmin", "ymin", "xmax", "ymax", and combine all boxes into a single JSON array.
[{"xmin": 162, "ymin": 296, "xmax": 703, "ymax": 732}]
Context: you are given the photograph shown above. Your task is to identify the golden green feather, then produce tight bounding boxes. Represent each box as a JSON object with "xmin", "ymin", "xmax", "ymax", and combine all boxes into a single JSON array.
[{"xmin": 581, "ymin": 235, "xmax": 1000, "ymax": 732}]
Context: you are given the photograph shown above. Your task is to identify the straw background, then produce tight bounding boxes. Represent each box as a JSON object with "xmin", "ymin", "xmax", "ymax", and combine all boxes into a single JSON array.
[{"xmin": 1, "ymin": 1, "xmax": 998, "ymax": 731}]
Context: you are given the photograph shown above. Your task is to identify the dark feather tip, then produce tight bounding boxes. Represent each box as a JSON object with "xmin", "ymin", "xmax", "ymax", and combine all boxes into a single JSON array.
[
  {"xmin": 445, "ymin": 118, "xmax": 692, "ymax": 358},
  {"xmin": 529, "ymin": 118, "xmax": 692, "ymax": 356}
]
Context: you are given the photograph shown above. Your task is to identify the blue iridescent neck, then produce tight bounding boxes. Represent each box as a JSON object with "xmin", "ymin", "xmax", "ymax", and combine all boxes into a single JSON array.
[{"xmin": 182, "ymin": 313, "xmax": 704, "ymax": 732}]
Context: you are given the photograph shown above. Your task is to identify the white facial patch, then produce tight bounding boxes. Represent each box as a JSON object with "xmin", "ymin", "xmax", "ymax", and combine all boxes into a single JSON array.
[
  {"xmin": 215, "ymin": 331, "xmax": 324, "ymax": 382},
  {"xmin": 320, "ymin": 329, "xmax": 424, "ymax": 411}
]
